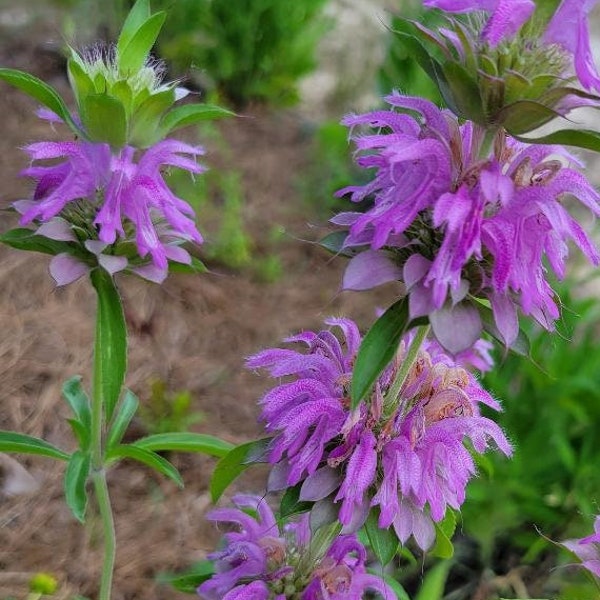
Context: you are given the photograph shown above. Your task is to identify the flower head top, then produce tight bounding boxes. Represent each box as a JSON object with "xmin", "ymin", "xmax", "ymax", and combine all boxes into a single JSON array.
[
  {"xmin": 198, "ymin": 494, "xmax": 394, "ymax": 600},
  {"xmin": 332, "ymin": 93, "xmax": 600, "ymax": 350},
  {"xmin": 247, "ymin": 319, "xmax": 511, "ymax": 550},
  {"xmin": 394, "ymin": 0, "xmax": 600, "ymax": 131}
]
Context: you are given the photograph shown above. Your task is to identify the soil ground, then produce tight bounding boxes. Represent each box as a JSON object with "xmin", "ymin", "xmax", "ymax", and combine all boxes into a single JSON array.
[{"xmin": 0, "ymin": 4, "xmax": 398, "ymax": 599}]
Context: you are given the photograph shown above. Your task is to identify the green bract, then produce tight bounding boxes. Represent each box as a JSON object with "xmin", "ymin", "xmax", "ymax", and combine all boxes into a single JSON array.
[{"xmin": 395, "ymin": 15, "xmax": 600, "ymax": 137}]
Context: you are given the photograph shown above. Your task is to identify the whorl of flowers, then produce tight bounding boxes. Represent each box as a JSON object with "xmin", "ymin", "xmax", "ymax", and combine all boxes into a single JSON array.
[
  {"xmin": 197, "ymin": 494, "xmax": 394, "ymax": 600},
  {"xmin": 423, "ymin": 0, "xmax": 600, "ymax": 93},
  {"xmin": 16, "ymin": 110, "xmax": 204, "ymax": 285},
  {"xmin": 333, "ymin": 93, "xmax": 600, "ymax": 351},
  {"xmin": 247, "ymin": 319, "xmax": 511, "ymax": 550},
  {"xmin": 560, "ymin": 515, "xmax": 600, "ymax": 578}
]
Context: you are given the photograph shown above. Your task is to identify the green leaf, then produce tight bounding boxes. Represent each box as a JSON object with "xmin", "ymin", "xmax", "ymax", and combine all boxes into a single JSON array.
[
  {"xmin": 67, "ymin": 58, "xmax": 95, "ymax": 107},
  {"xmin": 117, "ymin": 0, "xmax": 151, "ymax": 54},
  {"xmin": 0, "ymin": 227, "xmax": 77, "ymax": 256},
  {"xmin": 118, "ymin": 12, "xmax": 167, "ymax": 75},
  {"xmin": 414, "ymin": 560, "xmax": 452, "ymax": 600},
  {"xmin": 67, "ymin": 419, "xmax": 90, "ymax": 449},
  {"xmin": 64, "ymin": 450, "xmax": 91, "ymax": 523},
  {"xmin": 132, "ymin": 432, "xmax": 233, "ymax": 457},
  {"xmin": 393, "ymin": 30, "xmax": 443, "ymax": 88},
  {"xmin": 81, "ymin": 93, "xmax": 127, "ymax": 147},
  {"xmin": 62, "ymin": 376, "xmax": 91, "ymax": 430},
  {"xmin": 368, "ymin": 571, "xmax": 411, "ymax": 600},
  {"xmin": 499, "ymin": 100, "xmax": 561, "ymax": 135},
  {"xmin": 351, "ymin": 298, "xmax": 411, "ymax": 408},
  {"xmin": 106, "ymin": 444, "xmax": 183, "ymax": 487},
  {"xmin": 0, "ymin": 68, "xmax": 84, "ymax": 136},
  {"xmin": 129, "ymin": 88, "xmax": 175, "ymax": 147},
  {"xmin": 280, "ymin": 483, "xmax": 313, "ymax": 518},
  {"xmin": 431, "ymin": 510, "xmax": 457, "ymax": 559},
  {"xmin": 90, "ymin": 268, "xmax": 127, "ymax": 422},
  {"xmin": 441, "ymin": 61, "xmax": 485, "ymax": 123},
  {"xmin": 514, "ymin": 127, "xmax": 600, "ymax": 153},
  {"xmin": 168, "ymin": 257, "xmax": 208, "ymax": 275},
  {"xmin": 0, "ymin": 431, "xmax": 69, "ymax": 461},
  {"xmin": 364, "ymin": 508, "xmax": 399, "ymax": 566},
  {"xmin": 157, "ymin": 560, "xmax": 215, "ymax": 594},
  {"xmin": 159, "ymin": 104, "xmax": 235, "ymax": 137},
  {"xmin": 106, "ymin": 390, "xmax": 139, "ymax": 449},
  {"xmin": 210, "ymin": 438, "xmax": 271, "ymax": 503}
]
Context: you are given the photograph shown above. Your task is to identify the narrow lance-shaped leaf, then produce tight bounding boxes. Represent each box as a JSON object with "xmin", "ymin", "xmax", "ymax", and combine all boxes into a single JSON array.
[
  {"xmin": 0, "ymin": 68, "xmax": 85, "ymax": 137},
  {"xmin": 90, "ymin": 268, "xmax": 127, "ymax": 422},
  {"xmin": 515, "ymin": 128, "xmax": 600, "ymax": 153},
  {"xmin": 210, "ymin": 438, "xmax": 271, "ymax": 503},
  {"xmin": 132, "ymin": 432, "xmax": 233, "ymax": 457},
  {"xmin": 364, "ymin": 508, "xmax": 399, "ymax": 566},
  {"xmin": 117, "ymin": 0, "xmax": 151, "ymax": 55},
  {"xmin": 351, "ymin": 298, "xmax": 412, "ymax": 408},
  {"xmin": 106, "ymin": 389, "xmax": 139, "ymax": 449},
  {"xmin": 0, "ymin": 431, "xmax": 69, "ymax": 461},
  {"xmin": 159, "ymin": 104, "xmax": 235, "ymax": 137},
  {"xmin": 430, "ymin": 509, "xmax": 457, "ymax": 559},
  {"xmin": 156, "ymin": 561, "xmax": 215, "ymax": 594},
  {"xmin": 280, "ymin": 483, "xmax": 313, "ymax": 518},
  {"xmin": 106, "ymin": 444, "xmax": 183, "ymax": 487},
  {"xmin": 118, "ymin": 12, "xmax": 167, "ymax": 75},
  {"xmin": 62, "ymin": 376, "xmax": 91, "ymax": 430},
  {"xmin": 64, "ymin": 450, "xmax": 91, "ymax": 523}
]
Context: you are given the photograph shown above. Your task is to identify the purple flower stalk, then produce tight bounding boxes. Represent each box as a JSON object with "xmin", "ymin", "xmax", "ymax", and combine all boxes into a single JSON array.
[
  {"xmin": 247, "ymin": 319, "xmax": 512, "ymax": 550},
  {"xmin": 333, "ymin": 94, "xmax": 600, "ymax": 350},
  {"xmin": 16, "ymin": 110, "xmax": 205, "ymax": 285},
  {"xmin": 197, "ymin": 494, "xmax": 394, "ymax": 599},
  {"xmin": 560, "ymin": 515, "xmax": 600, "ymax": 578},
  {"xmin": 423, "ymin": 0, "xmax": 600, "ymax": 91}
]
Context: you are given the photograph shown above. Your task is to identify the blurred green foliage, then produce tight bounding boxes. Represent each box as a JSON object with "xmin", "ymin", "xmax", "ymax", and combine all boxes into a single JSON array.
[
  {"xmin": 155, "ymin": 0, "xmax": 330, "ymax": 109},
  {"xmin": 298, "ymin": 121, "xmax": 366, "ymax": 218},
  {"xmin": 138, "ymin": 379, "xmax": 203, "ymax": 435},
  {"xmin": 462, "ymin": 277, "xmax": 600, "ymax": 569}
]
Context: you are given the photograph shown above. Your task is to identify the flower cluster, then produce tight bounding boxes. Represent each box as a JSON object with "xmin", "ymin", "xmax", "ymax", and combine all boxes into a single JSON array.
[
  {"xmin": 560, "ymin": 515, "xmax": 600, "ymax": 578},
  {"xmin": 424, "ymin": 0, "xmax": 600, "ymax": 92},
  {"xmin": 247, "ymin": 318, "xmax": 511, "ymax": 550},
  {"xmin": 333, "ymin": 93, "xmax": 600, "ymax": 351},
  {"xmin": 16, "ymin": 110, "xmax": 205, "ymax": 285},
  {"xmin": 198, "ymin": 494, "xmax": 393, "ymax": 600}
]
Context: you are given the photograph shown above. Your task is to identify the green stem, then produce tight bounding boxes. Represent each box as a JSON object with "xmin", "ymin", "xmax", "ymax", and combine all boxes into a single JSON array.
[
  {"xmin": 383, "ymin": 324, "xmax": 431, "ymax": 415},
  {"xmin": 92, "ymin": 470, "xmax": 117, "ymax": 600},
  {"xmin": 89, "ymin": 268, "xmax": 127, "ymax": 600}
]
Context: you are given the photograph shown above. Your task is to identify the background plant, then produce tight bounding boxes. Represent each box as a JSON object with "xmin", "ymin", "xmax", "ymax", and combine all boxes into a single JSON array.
[{"xmin": 156, "ymin": 0, "xmax": 331, "ymax": 109}]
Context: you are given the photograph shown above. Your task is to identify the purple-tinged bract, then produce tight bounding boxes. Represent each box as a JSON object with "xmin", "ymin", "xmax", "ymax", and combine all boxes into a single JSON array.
[
  {"xmin": 197, "ymin": 495, "xmax": 394, "ymax": 600},
  {"xmin": 560, "ymin": 515, "xmax": 600, "ymax": 578},
  {"xmin": 247, "ymin": 319, "xmax": 512, "ymax": 550},
  {"xmin": 333, "ymin": 94, "xmax": 600, "ymax": 350}
]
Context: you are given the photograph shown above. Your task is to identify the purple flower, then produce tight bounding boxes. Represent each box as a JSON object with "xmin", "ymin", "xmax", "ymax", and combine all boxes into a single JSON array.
[
  {"xmin": 16, "ymin": 111, "xmax": 205, "ymax": 284},
  {"xmin": 197, "ymin": 495, "xmax": 394, "ymax": 600},
  {"xmin": 423, "ymin": 0, "xmax": 600, "ymax": 91},
  {"xmin": 247, "ymin": 319, "xmax": 512, "ymax": 550},
  {"xmin": 560, "ymin": 515, "xmax": 600, "ymax": 578},
  {"xmin": 544, "ymin": 0, "xmax": 600, "ymax": 92},
  {"xmin": 333, "ymin": 94, "xmax": 600, "ymax": 349}
]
